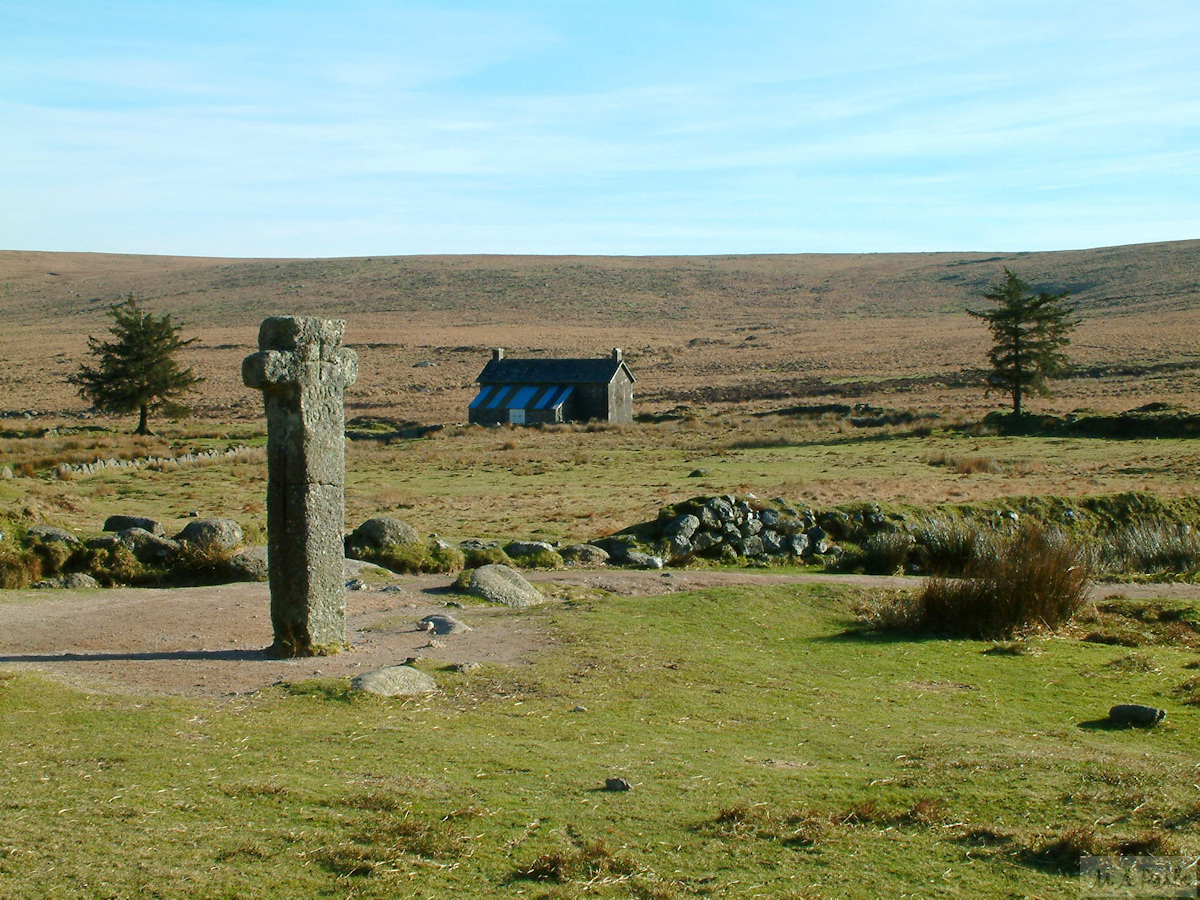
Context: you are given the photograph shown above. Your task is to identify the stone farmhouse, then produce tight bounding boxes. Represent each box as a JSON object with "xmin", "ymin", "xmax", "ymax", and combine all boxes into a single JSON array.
[{"xmin": 468, "ymin": 348, "xmax": 635, "ymax": 426}]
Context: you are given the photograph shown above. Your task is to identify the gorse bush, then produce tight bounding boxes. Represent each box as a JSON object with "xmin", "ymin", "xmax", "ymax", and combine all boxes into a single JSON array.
[{"xmin": 869, "ymin": 520, "xmax": 1092, "ymax": 639}]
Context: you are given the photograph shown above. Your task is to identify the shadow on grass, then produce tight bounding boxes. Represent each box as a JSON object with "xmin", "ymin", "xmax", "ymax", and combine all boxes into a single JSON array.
[
  {"xmin": 0, "ymin": 648, "xmax": 271, "ymax": 663},
  {"xmin": 814, "ymin": 625, "xmax": 948, "ymax": 645},
  {"xmin": 1076, "ymin": 717, "xmax": 1162, "ymax": 731}
]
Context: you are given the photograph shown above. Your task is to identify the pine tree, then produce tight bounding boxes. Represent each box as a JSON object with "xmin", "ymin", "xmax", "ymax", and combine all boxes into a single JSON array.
[
  {"xmin": 968, "ymin": 270, "xmax": 1077, "ymax": 416},
  {"xmin": 69, "ymin": 294, "xmax": 203, "ymax": 434}
]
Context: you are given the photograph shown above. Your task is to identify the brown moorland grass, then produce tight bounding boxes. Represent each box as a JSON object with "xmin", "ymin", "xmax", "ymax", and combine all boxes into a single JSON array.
[{"xmin": 0, "ymin": 242, "xmax": 1197, "ymax": 427}]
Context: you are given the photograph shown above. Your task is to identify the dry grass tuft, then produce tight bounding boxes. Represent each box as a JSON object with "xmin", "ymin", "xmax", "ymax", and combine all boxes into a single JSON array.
[{"xmin": 865, "ymin": 520, "xmax": 1091, "ymax": 639}]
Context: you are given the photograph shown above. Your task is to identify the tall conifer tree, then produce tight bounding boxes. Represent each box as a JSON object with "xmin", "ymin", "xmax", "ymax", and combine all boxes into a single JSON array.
[
  {"xmin": 70, "ymin": 294, "xmax": 203, "ymax": 434},
  {"xmin": 969, "ymin": 270, "xmax": 1077, "ymax": 416}
]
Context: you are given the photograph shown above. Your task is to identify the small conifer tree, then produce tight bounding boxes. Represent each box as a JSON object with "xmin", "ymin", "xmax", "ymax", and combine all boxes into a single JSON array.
[
  {"xmin": 969, "ymin": 270, "xmax": 1077, "ymax": 416},
  {"xmin": 69, "ymin": 294, "xmax": 203, "ymax": 434}
]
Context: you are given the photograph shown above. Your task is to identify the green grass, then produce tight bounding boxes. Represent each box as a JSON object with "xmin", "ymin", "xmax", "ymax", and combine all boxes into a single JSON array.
[
  {"xmin": 3, "ymin": 583, "xmax": 1199, "ymax": 898},
  {"xmin": 2, "ymin": 415, "xmax": 1197, "ymax": 550}
]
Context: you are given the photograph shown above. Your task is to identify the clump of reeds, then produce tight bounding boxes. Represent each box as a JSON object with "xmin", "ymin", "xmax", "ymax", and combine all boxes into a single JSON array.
[{"xmin": 869, "ymin": 520, "xmax": 1092, "ymax": 639}]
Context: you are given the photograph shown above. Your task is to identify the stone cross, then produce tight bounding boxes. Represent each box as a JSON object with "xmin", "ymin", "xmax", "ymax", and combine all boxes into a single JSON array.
[{"xmin": 242, "ymin": 317, "xmax": 358, "ymax": 657}]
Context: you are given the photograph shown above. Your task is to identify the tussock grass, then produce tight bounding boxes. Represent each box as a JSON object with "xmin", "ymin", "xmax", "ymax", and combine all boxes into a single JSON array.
[
  {"xmin": 1019, "ymin": 827, "xmax": 1178, "ymax": 873},
  {"xmin": 707, "ymin": 797, "xmax": 951, "ymax": 848},
  {"xmin": 513, "ymin": 834, "xmax": 643, "ymax": 883},
  {"xmin": 1100, "ymin": 522, "xmax": 1200, "ymax": 579},
  {"xmin": 866, "ymin": 520, "xmax": 1092, "ymax": 638}
]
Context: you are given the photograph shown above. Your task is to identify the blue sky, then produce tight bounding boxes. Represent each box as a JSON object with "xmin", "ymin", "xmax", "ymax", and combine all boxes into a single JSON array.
[{"xmin": 2, "ymin": 1, "xmax": 1198, "ymax": 257}]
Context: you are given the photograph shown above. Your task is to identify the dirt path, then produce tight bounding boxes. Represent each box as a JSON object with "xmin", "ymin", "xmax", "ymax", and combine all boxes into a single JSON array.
[{"xmin": 1, "ymin": 569, "xmax": 1196, "ymax": 699}]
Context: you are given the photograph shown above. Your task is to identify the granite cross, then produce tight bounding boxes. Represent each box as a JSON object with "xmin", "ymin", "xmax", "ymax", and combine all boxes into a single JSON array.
[{"xmin": 243, "ymin": 317, "xmax": 358, "ymax": 657}]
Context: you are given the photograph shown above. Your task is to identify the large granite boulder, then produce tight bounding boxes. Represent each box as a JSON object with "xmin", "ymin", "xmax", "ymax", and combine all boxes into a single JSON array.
[
  {"xmin": 25, "ymin": 525, "xmax": 80, "ymax": 546},
  {"xmin": 117, "ymin": 528, "xmax": 180, "ymax": 564},
  {"xmin": 174, "ymin": 518, "xmax": 243, "ymax": 553},
  {"xmin": 346, "ymin": 517, "xmax": 420, "ymax": 554},
  {"xmin": 467, "ymin": 564, "xmax": 545, "ymax": 607}
]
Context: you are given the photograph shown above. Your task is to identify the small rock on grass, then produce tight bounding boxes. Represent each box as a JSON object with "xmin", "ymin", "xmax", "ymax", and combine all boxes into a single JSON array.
[
  {"xmin": 604, "ymin": 777, "xmax": 632, "ymax": 792},
  {"xmin": 420, "ymin": 614, "xmax": 472, "ymax": 635},
  {"xmin": 1109, "ymin": 704, "xmax": 1166, "ymax": 726},
  {"xmin": 467, "ymin": 564, "xmax": 544, "ymax": 607},
  {"xmin": 352, "ymin": 666, "xmax": 438, "ymax": 696}
]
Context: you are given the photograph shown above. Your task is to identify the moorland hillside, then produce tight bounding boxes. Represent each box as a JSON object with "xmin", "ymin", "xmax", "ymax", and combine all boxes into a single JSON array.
[{"xmin": 0, "ymin": 240, "xmax": 1197, "ymax": 423}]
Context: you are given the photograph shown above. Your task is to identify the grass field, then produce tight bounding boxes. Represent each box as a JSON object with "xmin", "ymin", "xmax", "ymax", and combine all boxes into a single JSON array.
[
  {"xmin": 3, "ymin": 583, "xmax": 1198, "ymax": 899},
  {"xmin": 0, "ymin": 412, "xmax": 1196, "ymax": 547}
]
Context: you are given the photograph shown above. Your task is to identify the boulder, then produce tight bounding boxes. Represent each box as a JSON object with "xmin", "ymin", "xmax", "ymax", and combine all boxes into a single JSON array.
[
  {"xmin": 459, "ymin": 538, "xmax": 503, "ymax": 551},
  {"xmin": 735, "ymin": 535, "xmax": 765, "ymax": 558},
  {"xmin": 667, "ymin": 536, "xmax": 693, "ymax": 560},
  {"xmin": 624, "ymin": 550, "xmax": 664, "ymax": 569},
  {"xmin": 103, "ymin": 515, "xmax": 164, "ymax": 536},
  {"xmin": 420, "ymin": 614, "xmax": 472, "ymax": 635},
  {"xmin": 741, "ymin": 517, "xmax": 763, "ymax": 537},
  {"xmin": 691, "ymin": 531, "xmax": 722, "ymax": 554},
  {"xmin": 226, "ymin": 550, "xmax": 269, "ymax": 582},
  {"xmin": 664, "ymin": 513, "xmax": 701, "ymax": 543},
  {"xmin": 352, "ymin": 666, "xmax": 438, "ymax": 696},
  {"xmin": 467, "ymin": 564, "xmax": 545, "ymax": 607},
  {"xmin": 788, "ymin": 533, "xmax": 810, "ymax": 557},
  {"xmin": 559, "ymin": 543, "xmax": 610, "ymax": 566},
  {"xmin": 346, "ymin": 517, "xmax": 419, "ymax": 552},
  {"xmin": 806, "ymin": 526, "xmax": 832, "ymax": 555},
  {"xmin": 25, "ymin": 525, "xmax": 80, "ymax": 545},
  {"xmin": 505, "ymin": 540, "xmax": 556, "ymax": 558},
  {"xmin": 761, "ymin": 530, "xmax": 785, "ymax": 554},
  {"xmin": 700, "ymin": 496, "xmax": 735, "ymax": 530},
  {"xmin": 61, "ymin": 572, "xmax": 100, "ymax": 589},
  {"xmin": 175, "ymin": 518, "xmax": 243, "ymax": 553},
  {"xmin": 117, "ymin": 528, "xmax": 180, "ymax": 564},
  {"xmin": 1108, "ymin": 704, "xmax": 1166, "ymax": 727}
]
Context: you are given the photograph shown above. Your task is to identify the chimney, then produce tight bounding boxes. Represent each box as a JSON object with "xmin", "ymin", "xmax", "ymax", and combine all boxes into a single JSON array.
[
  {"xmin": 492, "ymin": 348, "xmax": 505, "ymax": 361},
  {"xmin": 612, "ymin": 348, "xmax": 623, "ymax": 363}
]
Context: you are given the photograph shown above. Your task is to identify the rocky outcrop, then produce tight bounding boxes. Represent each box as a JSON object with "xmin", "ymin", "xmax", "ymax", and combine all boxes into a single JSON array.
[{"xmin": 604, "ymin": 495, "xmax": 840, "ymax": 564}]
